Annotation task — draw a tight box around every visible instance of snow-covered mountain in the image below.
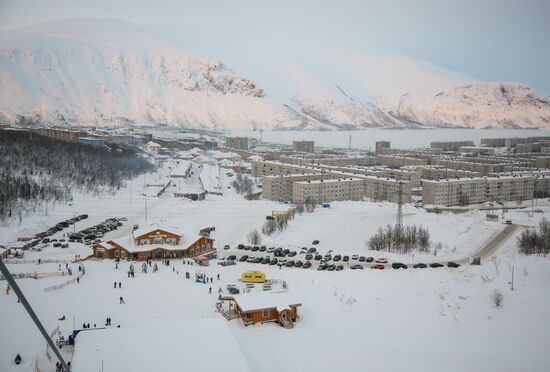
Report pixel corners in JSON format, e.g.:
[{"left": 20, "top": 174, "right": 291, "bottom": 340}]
[
  {"left": 377, "top": 83, "right": 550, "bottom": 129},
  {"left": 0, "top": 19, "right": 290, "bottom": 129},
  {"left": 0, "top": 18, "right": 549, "bottom": 130}
]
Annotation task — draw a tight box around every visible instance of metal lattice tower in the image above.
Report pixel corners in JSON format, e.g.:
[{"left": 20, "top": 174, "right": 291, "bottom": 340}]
[{"left": 395, "top": 180, "right": 403, "bottom": 231}]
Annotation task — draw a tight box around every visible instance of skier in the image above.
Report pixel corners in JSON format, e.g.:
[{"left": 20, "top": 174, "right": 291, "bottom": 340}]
[
  {"left": 14, "top": 354, "right": 21, "bottom": 365},
  {"left": 118, "top": 282, "right": 121, "bottom": 289},
  {"left": 209, "top": 287, "right": 212, "bottom": 294},
  {"left": 114, "top": 281, "right": 117, "bottom": 289},
  {"left": 119, "top": 296, "right": 125, "bottom": 304},
  {"left": 5, "top": 283, "right": 11, "bottom": 295},
  {"left": 217, "top": 274, "right": 220, "bottom": 280}
]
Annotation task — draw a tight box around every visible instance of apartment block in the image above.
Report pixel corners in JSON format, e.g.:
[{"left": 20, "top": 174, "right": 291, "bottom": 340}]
[
  {"left": 292, "top": 178, "right": 365, "bottom": 204},
  {"left": 377, "top": 155, "right": 429, "bottom": 168},
  {"left": 375, "top": 141, "right": 390, "bottom": 154},
  {"left": 225, "top": 137, "right": 249, "bottom": 151},
  {"left": 262, "top": 173, "right": 331, "bottom": 202},
  {"left": 363, "top": 177, "right": 412, "bottom": 203},
  {"left": 422, "top": 176, "right": 534, "bottom": 206},
  {"left": 292, "top": 140, "right": 315, "bottom": 153},
  {"left": 431, "top": 140, "right": 474, "bottom": 151}
]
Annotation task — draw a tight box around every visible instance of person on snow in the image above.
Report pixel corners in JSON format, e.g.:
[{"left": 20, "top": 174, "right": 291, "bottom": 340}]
[
  {"left": 14, "top": 354, "right": 21, "bottom": 365},
  {"left": 5, "top": 283, "right": 11, "bottom": 295},
  {"left": 118, "top": 282, "right": 121, "bottom": 289},
  {"left": 114, "top": 281, "right": 117, "bottom": 289},
  {"left": 209, "top": 287, "right": 212, "bottom": 294},
  {"left": 119, "top": 296, "right": 125, "bottom": 304},
  {"left": 58, "top": 315, "right": 65, "bottom": 321}
]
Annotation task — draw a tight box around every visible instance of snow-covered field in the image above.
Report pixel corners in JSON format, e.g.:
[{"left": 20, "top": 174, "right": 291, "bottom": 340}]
[{"left": 1, "top": 154, "right": 549, "bottom": 372}]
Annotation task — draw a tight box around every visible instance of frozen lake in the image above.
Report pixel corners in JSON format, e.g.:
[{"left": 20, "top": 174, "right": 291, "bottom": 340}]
[{"left": 230, "top": 128, "right": 550, "bottom": 150}]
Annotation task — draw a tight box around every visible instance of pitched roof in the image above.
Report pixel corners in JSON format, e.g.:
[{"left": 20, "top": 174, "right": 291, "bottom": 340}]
[{"left": 132, "top": 224, "right": 182, "bottom": 239}]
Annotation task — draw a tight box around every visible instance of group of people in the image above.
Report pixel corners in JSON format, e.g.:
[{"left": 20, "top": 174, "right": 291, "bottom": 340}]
[
  {"left": 113, "top": 281, "right": 122, "bottom": 289},
  {"left": 55, "top": 361, "right": 70, "bottom": 371}
]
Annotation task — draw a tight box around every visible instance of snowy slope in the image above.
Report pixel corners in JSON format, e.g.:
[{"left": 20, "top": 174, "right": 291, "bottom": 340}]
[
  {"left": 0, "top": 19, "right": 549, "bottom": 129},
  {"left": 0, "top": 19, "right": 290, "bottom": 129},
  {"left": 378, "top": 82, "right": 550, "bottom": 129}
]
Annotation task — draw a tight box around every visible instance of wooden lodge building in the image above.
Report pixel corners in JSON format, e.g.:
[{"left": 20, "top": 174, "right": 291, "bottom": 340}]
[
  {"left": 218, "top": 292, "right": 301, "bottom": 329},
  {"left": 91, "top": 224, "right": 215, "bottom": 261}
]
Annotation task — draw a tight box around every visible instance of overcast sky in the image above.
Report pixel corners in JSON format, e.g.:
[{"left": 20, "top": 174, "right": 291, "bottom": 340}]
[{"left": 1, "top": 0, "right": 549, "bottom": 95}]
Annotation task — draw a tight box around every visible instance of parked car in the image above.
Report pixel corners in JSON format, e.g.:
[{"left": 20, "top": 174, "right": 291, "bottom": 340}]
[
  {"left": 366, "top": 257, "right": 374, "bottom": 263},
  {"left": 283, "top": 249, "right": 291, "bottom": 255},
  {"left": 505, "top": 220, "right": 512, "bottom": 225},
  {"left": 261, "top": 257, "right": 271, "bottom": 264},
  {"left": 307, "top": 247, "right": 317, "bottom": 253},
  {"left": 228, "top": 287, "right": 240, "bottom": 295},
  {"left": 358, "top": 256, "right": 366, "bottom": 262},
  {"left": 251, "top": 246, "right": 260, "bottom": 252},
  {"left": 239, "top": 255, "right": 249, "bottom": 262},
  {"left": 305, "top": 254, "right": 313, "bottom": 260},
  {"left": 430, "top": 263, "right": 444, "bottom": 268},
  {"left": 392, "top": 262, "right": 408, "bottom": 269},
  {"left": 52, "top": 242, "right": 62, "bottom": 248},
  {"left": 447, "top": 262, "right": 461, "bottom": 268},
  {"left": 244, "top": 246, "right": 251, "bottom": 251},
  {"left": 350, "top": 264, "right": 363, "bottom": 270},
  {"left": 237, "top": 244, "right": 244, "bottom": 250},
  {"left": 375, "top": 258, "right": 388, "bottom": 263},
  {"left": 288, "top": 251, "right": 297, "bottom": 257},
  {"left": 312, "top": 240, "right": 319, "bottom": 245},
  {"left": 227, "top": 255, "right": 237, "bottom": 261},
  {"left": 335, "top": 265, "right": 344, "bottom": 271},
  {"left": 267, "top": 247, "right": 276, "bottom": 253},
  {"left": 285, "top": 261, "right": 295, "bottom": 267},
  {"left": 327, "top": 265, "right": 336, "bottom": 271},
  {"left": 303, "top": 261, "right": 312, "bottom": 269},
  {"left": 259, "top": 245, "right": 267, "bottom": 252},
  {"left": 352, "top": 254, "right": 359, "bottom": 260},
  {"left": 333, "top": 255, "right": 341, "bottom": 262},
  {"left": 342, "top": 255, "right": 349, "bottom": 262},
  {"left": 294, "top": 260, "right": 303, "bottom": 268},
  {"left": 223, "top": 245, "right": 230, "bottom": 250},
  {"left": 314, "top": 254, "right": 322, "bottom": 261},
  {"left": 371, "top": 264, "right": 385, "bottom": 270},
  {"left": 317, "top": 264, "right": 327, "bottom": 271},
  {"left": 413, "top": 263, "right": 427, "bottom": 269}
]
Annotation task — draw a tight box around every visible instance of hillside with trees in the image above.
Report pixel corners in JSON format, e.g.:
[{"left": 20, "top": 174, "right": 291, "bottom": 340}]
[{"left": 0, "top": 129, "right": 155, "bottom": 223}]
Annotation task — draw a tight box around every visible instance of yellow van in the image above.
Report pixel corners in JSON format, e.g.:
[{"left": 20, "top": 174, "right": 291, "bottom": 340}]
[{"left": 241, "top": 271, "right": 266, "bottom": 283}]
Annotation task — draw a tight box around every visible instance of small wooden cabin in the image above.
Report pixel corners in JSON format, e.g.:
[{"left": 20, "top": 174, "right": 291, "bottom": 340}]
[{"left": 219, "top": 292, "right": 301, "bottom": 329}]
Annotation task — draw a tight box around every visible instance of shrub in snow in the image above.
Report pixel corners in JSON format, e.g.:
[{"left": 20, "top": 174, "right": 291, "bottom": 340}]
[
  {"left": 492, "top": 290, "right": 504, "bottom": 308},
  {"left": 517, "top": 218, "right": 550, "bottom": 255}
]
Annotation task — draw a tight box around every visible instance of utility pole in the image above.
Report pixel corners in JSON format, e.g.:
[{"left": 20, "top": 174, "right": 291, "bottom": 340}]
[
  {"left": 511, "top": 265, "right": 515, "bottom": 291},
  {"left": 0, "top": 258, "right": 71, "bottom": 372},
  {"left": 395, "top": 180, "right": 403, "bottom": 231},
  {"left": 145, "top": 198, "right": 148, "bottom": 222}
]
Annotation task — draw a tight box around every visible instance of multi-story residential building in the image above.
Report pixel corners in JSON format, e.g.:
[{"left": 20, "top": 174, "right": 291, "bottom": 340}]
[
  {"left": 377, "top": 155, "right": 429, "bottom": 168},
  {"left": 363, "top": 177, "right": 412, "bottom": 203},
  {"left": 37, "top": 127, "right": 88, "bottom": 142},
  {"left": 431, "top": 140, "right": 474, "bottom": 151},
  {"left": 422, "top": 176, "right": 534, "bottom": 206},
  {"left": 262, "top": 173, "right": 331, "bottom": 202},
  {"left": 375, "top": 141, "right": 390, "bottom": 154},
  {"left": 225, "top": 137, "right": 249, "bottom": 151},
  {"left": 292, "top": 178, "right": 365, "bottom": 204},
  {"left": 292, "top": 140, "right": 315, "bottom": 153}
]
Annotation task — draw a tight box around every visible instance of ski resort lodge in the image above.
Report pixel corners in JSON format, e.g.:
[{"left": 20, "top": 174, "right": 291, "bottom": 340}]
[{"left": 91, "top": 224, "right": 215, "bottom": 260}]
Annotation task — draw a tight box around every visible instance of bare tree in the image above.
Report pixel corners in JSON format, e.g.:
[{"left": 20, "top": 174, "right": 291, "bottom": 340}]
[{"left": 247, "top": 229, "right": 262, "bottom": 245}]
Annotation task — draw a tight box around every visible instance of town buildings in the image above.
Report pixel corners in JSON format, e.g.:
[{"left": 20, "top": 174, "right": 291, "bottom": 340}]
[
  {"left": 226, "top": 136, "right": 249, "bottom": 151},
  {"left": 292, "top": 140, "right": 315, "bottom": 153}
]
